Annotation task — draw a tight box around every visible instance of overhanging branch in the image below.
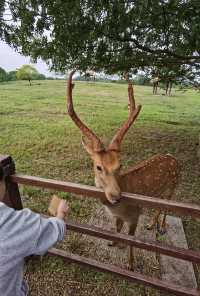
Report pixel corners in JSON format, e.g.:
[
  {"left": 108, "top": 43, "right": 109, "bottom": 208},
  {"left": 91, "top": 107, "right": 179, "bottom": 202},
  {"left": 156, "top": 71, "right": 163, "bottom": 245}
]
[{"left": 110, "top": 35, "right": 200, "bottom": 62}]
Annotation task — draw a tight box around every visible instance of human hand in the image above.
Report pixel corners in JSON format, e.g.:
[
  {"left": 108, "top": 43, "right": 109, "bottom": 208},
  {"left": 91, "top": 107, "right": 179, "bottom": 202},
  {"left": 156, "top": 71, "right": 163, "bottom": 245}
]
[{"left": 56, "top": 200, "right": 69, "bottom": 220}]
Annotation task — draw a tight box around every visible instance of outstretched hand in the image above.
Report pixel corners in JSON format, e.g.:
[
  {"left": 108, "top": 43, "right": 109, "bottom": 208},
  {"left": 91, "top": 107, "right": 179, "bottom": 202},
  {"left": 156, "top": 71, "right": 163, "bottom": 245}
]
[{"left": 56, "top": 200, "right": 69, "bottom": 220}]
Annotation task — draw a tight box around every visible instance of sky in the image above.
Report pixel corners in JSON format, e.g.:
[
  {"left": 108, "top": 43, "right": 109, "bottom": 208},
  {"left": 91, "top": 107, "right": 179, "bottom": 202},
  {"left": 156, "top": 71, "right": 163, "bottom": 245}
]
[
  {"left": 0, "top": 40, "right": 53, "bottom": 76},
  {"left": 0, "top": 40, "right": 119, "bottom": 80}
]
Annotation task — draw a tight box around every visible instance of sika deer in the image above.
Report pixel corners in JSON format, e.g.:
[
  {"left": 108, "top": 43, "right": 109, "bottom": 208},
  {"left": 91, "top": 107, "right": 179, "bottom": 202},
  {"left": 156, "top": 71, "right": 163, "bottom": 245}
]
[{"left": 66, "top": 71, "right": 179, "bottom": 269}]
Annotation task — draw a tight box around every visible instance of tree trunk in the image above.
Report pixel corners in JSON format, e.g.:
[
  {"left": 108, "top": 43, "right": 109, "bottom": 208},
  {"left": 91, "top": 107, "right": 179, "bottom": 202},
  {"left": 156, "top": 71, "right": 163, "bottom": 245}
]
[
  {"left": 169, "top": 81, "right": 172, "bottom": 96},
  {"left": 165, "top": 81, "right": 169, "bottom": 96}
]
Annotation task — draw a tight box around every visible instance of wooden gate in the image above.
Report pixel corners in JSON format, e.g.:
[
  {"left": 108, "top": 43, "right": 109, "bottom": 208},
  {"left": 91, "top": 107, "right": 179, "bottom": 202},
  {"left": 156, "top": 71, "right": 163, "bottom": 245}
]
[{"left": 1, "top": 154, "right": 200, "bottom": 296}]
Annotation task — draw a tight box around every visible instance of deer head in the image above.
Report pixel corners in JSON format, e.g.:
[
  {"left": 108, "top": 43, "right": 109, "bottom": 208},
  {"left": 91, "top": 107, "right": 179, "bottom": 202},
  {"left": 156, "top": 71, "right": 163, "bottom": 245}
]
[{"left": 67, "top": 71, "right": 142, "bottom": 205}]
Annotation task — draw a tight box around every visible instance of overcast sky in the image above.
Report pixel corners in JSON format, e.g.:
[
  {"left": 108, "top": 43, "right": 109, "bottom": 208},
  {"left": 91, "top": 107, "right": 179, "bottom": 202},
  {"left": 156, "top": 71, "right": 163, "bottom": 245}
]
[{"left": 0, "top": 40, "right": 52, "bottom": 76}]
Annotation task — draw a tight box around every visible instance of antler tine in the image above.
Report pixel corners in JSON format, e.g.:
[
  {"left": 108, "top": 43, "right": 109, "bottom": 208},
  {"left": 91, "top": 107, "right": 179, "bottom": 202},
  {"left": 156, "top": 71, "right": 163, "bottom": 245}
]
[
  {"left": 67, "top": 71, "right": 103, "bottom": 151},
  {"left": 108, "top": 78, "right": 142, "bottom": 151}
]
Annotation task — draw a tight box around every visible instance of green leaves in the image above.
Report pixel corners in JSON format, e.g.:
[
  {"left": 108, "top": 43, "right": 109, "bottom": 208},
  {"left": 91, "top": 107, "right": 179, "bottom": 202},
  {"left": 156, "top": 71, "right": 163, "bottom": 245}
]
[
  {"left": 1, "top": 1, "right": 200, "bottom": 73},
  {"left": 0, "top": 67, "right": 7, "bottom": 82},
  {"left": 16, "top": 65, "right": 39, "bottom": 85}
]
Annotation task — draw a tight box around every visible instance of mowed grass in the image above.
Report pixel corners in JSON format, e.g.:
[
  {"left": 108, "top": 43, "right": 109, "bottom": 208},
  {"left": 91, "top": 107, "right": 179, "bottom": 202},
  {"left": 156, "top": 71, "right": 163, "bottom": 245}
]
[{"left": 0, "top": 80, "right": 200, "bottom": 295}]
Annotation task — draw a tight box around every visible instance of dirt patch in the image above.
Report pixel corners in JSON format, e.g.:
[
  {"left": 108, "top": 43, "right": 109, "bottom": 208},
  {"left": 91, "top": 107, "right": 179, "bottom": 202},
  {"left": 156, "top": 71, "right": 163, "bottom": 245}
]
[{"left": 79, "top": 207, "right": 160, "bottom": 295}]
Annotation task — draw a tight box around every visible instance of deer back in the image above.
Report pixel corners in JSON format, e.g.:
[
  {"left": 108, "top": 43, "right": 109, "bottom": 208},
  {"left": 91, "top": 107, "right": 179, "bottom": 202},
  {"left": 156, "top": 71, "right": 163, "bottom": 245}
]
[{"left": 119, "top": 154, "right": 179, "bottom": 197}]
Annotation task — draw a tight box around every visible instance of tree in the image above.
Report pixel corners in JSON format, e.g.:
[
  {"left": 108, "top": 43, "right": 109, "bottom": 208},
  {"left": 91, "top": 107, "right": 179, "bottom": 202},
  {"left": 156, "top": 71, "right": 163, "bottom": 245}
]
[
  {"left": 0, "top": 1, "right": 200, "bottom": 74},
  {"left": 16, "top": 65, "right": 39, "bottom": 85},
  {"left": 148, "top": 64, "right": 200, "bottom": 95},
  {"left": 134, "top": 74, "right": 150, "bottom": 86},
  {"left": 7, "top": 70, "right": 17, "bottom": 81},
  {"left": 0, "top": 67, "right": 7, "bottom": 82},
  {"left": 0, "top": 1, "right": 6, "bottom": 39}
]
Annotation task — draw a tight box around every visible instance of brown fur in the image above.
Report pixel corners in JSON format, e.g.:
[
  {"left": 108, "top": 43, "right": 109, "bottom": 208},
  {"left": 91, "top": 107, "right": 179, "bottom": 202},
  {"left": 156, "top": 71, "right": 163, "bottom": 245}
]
[
  {"left": 90, "top": 151, "right": 179, "bottom": 269},
  {"left": 91, "top": 151, "right": 178, "bottom": 228},
  {"left": 66, "top": 72, "right": 179, "bottom": 269}
]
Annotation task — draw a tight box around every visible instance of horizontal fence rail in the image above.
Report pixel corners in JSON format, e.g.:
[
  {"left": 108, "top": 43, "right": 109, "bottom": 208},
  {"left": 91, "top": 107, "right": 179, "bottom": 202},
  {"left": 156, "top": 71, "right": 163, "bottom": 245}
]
[
  {"left": 11, "top": 174, "right": 200, "bottom": 218},
  {"left": 41, "top": 215, "right": 200, "bottom": 264},
  {"left": 65, "top": 220, "right": 200, "bottom": 264},
  {"left": 48, "top": 248, "right": 199, "bottom": 296},
  {"left": 0, "top": 152, "right": 198, "bottom": 296}
]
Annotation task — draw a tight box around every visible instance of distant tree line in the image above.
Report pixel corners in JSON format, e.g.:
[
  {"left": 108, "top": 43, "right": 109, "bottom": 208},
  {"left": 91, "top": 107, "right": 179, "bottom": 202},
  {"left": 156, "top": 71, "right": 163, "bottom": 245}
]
[
  {"left": 16, "top": 65, "right": 46, "bottom": 85},
  {"left": 0, "top": 67, "right": 17, "bottom": 82},
  {"left": 74, "top": 70, "right": 199, "bottom": 94},
  {"left": 0, "top": 65, "right": 55, "bottom": 84}
]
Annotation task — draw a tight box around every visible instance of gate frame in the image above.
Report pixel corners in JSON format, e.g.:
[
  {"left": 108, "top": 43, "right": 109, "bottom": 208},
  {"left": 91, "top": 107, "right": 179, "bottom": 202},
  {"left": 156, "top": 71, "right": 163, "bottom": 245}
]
[{"left": 1, "top": 154, "right": 200, "bottom": 296}]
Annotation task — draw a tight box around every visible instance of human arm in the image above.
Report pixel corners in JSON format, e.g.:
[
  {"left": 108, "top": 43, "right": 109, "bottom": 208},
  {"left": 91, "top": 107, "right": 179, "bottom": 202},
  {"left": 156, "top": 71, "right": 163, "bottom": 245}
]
[
  {"left": 0, "top": 200, "right": 69, "bottom": 258},
  {"left": 33, "top": 199, "right": 69, "bottom": 255}
]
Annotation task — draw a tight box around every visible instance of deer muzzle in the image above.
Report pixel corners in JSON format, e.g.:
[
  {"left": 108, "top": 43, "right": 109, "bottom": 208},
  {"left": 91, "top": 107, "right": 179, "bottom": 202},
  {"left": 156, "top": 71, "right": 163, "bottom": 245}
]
[
  {"left": 105, "top": 189, "right": 122, "bottom": 205},
  {"left": 111, "top": 195, "right": 122, "bottom": 205}
]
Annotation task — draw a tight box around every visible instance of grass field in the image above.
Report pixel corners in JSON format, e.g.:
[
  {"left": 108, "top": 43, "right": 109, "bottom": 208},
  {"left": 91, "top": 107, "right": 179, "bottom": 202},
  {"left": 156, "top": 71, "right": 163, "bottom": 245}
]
[{"left": 0, "top": 80, "right": 200, "bottom": 295}]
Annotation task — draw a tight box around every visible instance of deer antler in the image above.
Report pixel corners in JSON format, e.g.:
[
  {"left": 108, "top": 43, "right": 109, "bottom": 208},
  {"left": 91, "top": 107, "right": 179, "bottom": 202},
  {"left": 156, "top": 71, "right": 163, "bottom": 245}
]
[
  {"left": 108, "top": 77, "right": 142, "bottom": 151},
  {"left": 67, "top": 71, "right": 103, "bottom": 151}
]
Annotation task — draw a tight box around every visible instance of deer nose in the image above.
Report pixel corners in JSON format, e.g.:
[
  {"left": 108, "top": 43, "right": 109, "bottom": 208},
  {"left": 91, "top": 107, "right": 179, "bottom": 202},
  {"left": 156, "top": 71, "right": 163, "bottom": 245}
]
[{"left": 110, "top": 195, "right": 122, "bottom": 205}]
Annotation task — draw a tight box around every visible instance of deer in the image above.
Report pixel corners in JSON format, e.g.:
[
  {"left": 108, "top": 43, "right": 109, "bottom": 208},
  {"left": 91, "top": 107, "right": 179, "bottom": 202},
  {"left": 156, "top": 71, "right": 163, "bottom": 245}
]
[
  {"left": 151, "top": 76, "right": 160, "bottom": 95},
  {"left": 66, "top": 71, "right": 179, "bottom": 270}
]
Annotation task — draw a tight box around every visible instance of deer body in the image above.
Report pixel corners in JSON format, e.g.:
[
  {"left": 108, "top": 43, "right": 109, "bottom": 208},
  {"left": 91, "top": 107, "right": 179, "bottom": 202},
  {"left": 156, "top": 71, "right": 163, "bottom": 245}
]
[
  {"left": 98, "top": 153, "right": 178, "bottom": 235},
  {"left": 151, "top": 77, "right": 160, "bottom": 95},
  {"left": 66, "top": 71, "right": 179, "bottom": 269},
  {"left": 120, "top": 154, "right": 178, "bottom": 199}
]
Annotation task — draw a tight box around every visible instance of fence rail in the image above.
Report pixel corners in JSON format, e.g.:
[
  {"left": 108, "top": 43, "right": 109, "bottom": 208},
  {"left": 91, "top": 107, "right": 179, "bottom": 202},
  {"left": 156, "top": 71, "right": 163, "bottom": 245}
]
[
  {"left": 11, "top": 174, "right": 200, "bottom": 218},
  {"left": 63, "top": 220, "right": 200, "bottom": 264},
  {"left": 49, "top": 248, "right": 199, "bottom": 296},
  {"left": 1, "top": 154, "right": 200, "bottom": 296}
]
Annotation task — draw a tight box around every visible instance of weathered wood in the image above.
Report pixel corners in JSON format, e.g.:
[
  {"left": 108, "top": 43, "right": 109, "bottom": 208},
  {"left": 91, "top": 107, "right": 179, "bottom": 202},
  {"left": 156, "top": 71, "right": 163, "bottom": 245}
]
[
  {"left": 71, "top": 209, "right": 199, "bottom": 295},
  {"left": 0, "top": 154, "right": 12, "bottom": 165},
  {"left": 0, "top": 155, "right": 15, "bottom": 177},
  {"left": 48, "top": 248, "right": 200, "bottom": 296},
  {"left": 11, "top": 174, "right": 200, "bottom": 218},
  {"left": 160, "top": 216, "right": 197, "bottom": 290},
  {"left": 5, "top": 180, "right": 23, "bottom": 210},
  {"left": 0, "top": 155, "right": 23, "bottom": 210},
  {"left": 134, "top": 214, "right": 160, "bottom": 296},
  {"left": 1, "top": 154, "right": 199, "bottom": 295},
  {"left": 81, "top": 209, "right": 160, "bottom": 295},
  {"left": 0, "top": 172, "right": 5, "bottom": 199},
  {"left": 59, "top": 219, "right": 200, "bottom": 264},
  {"left": 80, "top": 206, "right": 129, "bottom": 268}
]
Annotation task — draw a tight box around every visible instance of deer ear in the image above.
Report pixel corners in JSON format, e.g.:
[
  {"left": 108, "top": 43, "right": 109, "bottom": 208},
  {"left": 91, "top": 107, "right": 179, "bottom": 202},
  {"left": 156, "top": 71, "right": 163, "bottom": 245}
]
[{"left": 81, "top": 136, "right": 95, "bottom": 156}]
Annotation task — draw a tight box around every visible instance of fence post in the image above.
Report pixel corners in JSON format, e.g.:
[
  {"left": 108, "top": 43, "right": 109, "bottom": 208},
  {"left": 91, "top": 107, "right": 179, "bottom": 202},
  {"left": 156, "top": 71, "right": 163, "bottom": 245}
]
[
  {"left": 0, "top": 155, "right": 41, "bottom": 263},
  {"left": 0, "top": 154, "right": 23, "bottom": 210}
]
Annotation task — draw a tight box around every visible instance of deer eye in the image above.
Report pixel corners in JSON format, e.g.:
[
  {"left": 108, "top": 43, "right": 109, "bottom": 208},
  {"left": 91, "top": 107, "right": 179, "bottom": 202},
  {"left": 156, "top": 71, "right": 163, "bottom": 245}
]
[{"left": 96, "top": 165, "right": 102, "bottom": 171}]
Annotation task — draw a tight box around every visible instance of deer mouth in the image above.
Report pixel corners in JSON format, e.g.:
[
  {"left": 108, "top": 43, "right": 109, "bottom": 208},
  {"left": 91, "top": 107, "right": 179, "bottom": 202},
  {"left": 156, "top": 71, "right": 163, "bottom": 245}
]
[{"left": 109, "top": 196, "right": 122, "bottom": 205}]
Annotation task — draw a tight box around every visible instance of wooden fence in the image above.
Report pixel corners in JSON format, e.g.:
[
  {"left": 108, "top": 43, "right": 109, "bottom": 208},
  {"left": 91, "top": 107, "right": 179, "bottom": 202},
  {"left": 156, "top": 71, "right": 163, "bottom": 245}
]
[{"left": 1, "top": 154, "right": 200, "bottom": 296}]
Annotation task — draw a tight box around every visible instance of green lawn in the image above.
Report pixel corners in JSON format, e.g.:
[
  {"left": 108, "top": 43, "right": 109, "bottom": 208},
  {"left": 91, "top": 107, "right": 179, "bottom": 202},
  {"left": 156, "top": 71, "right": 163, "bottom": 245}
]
[{"left": 0, "top": 80, "right": 199, "bottom": 295}]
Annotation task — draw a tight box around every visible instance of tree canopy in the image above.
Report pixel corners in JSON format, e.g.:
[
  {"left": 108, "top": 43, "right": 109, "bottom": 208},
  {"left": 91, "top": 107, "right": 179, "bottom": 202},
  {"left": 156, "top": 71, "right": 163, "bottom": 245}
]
[
  {"left": 0, "top": 67, "right": 7, "bottom": 82},
  {"left": 0, "top": 67, "right": 17, "bottom": 82},
  {"left": 149, "top": 63, "right": 199, "bottom": 84},
  {"left": 6, "top": 70, "right": 17, "bottom": 81},
  {"left": 16, "top": 65, "right": 39, "bottom": 84},
  {"left": 1, "top": 1, "right": 200, "bottom": 74},
  {"left": 0, "top": 65, "right": 47, "bottom": 83}
]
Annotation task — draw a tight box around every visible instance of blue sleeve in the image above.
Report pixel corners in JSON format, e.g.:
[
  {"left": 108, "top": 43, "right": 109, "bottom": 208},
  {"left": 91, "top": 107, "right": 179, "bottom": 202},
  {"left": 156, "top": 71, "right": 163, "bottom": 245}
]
[
  {"left": 0, "top": 204, "right": 66, "bottom": 258},
  {"left": 33, "top": 217, "right": 66, "bottom": 255}
]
